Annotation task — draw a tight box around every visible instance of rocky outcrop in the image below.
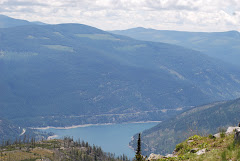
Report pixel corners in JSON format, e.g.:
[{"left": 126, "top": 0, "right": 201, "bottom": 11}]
[
  {"left": 147, "top": 152, "right": 178, "bottom": 160},
  {"left": 165, "top": 154, "right": 175, "bottom": 158},
  {"left": 196, "top": 149, "right": 206, "bottom": 155},
  {"left": 214, "top": 126, "right": 240, "bottom": 138},
  {"left": 226, "top": 127, "right": 240, "bottom": 135},
  {"left": 148, "top": 126, "right": 240, "bottom": 160},
  {"left": 148, "top": 153, "right": 164, "bottom": 160},
  {"left": 234, "top": 128, "right": 240, "bottom": 142},
  {"left": 36, "top": 159, "right": 51, "bottom": 161},
  {"left": 213, "top": 133, "right": 220, "bottom": 138}
]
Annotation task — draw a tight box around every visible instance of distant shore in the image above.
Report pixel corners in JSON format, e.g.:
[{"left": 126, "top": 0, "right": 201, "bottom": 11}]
[
  {"left": 33, "top": 123, "right": 114, "bottom": 130},
  {"left": 47, "top": 135, "right": 58, "bottom": 140},
  {"left": 32, "top": 121, "right": 161, "bottom": 130},
  {"left": 20, "top": 128, "right": 26, "bottom": 136}
]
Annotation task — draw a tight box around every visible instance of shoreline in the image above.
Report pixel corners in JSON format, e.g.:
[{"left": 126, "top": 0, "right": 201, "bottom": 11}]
[
  {"left": 31, "top": 121, "right": 161, "bottom": 130},
  {"left": 47, "top": 135, "right": 58, "bottom": 140},
  {"left": 20, "top": 128, "right": 26, "bottom": 136}
]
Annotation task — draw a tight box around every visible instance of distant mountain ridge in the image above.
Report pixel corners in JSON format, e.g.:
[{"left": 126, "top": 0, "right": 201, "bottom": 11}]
[
  {"left": 0, "top": 14, "right": 45, "bottom": 28},
  {"left": 111, "top": 27, "right": 240, "bottom": 66}
]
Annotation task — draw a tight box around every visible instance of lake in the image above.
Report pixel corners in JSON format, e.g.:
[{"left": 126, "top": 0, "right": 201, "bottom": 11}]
[{"left": 41, "top": 122, "right": 159, "bottom": 158}]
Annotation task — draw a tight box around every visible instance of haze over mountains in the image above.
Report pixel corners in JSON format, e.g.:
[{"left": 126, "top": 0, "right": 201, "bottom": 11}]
[
  {"left": 111, "top": 27, "right": 240, "bottom": 67},
  {"left": 1, "top": 22, "right": 240, "bottom": 127},
  {"left": 0, "top": 15, "right": 240, "bottom": 122},
  {"left": 0, "top": 14, "right": 45, "bottom": 28},
  {"left": 0, "top": 15, "right": 240, "bottom": 154}
]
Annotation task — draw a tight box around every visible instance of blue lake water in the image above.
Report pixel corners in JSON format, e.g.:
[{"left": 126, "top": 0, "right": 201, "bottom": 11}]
[{"left": 42, "top": 122, "right": 159, "bottom": 158}]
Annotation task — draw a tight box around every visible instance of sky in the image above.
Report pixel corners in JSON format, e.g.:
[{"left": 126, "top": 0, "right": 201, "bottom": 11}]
[{"left": 0, "top": 0, "right": 240, "bottom": 32}]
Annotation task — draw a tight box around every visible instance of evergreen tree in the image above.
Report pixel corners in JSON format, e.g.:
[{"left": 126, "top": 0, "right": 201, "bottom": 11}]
[
  {"left": 137, "top": 133, "right": 141, "bottom": 156},
  {"left": 134, "top": 133, "right": 145, "bottom": 161}
]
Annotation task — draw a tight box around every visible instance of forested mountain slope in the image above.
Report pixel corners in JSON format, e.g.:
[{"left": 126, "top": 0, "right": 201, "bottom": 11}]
[
  {"left": 0, "top": 117, "right": 49, "bottom": 142},
  {"left": 0, "top": 23, "right": 240, "bottom": 127},
  {"left": 0, "top": 118, "right": 22, "bottom": 140},
  {"left": 132, "top": 98, "right": 240, "bottom": 156}
]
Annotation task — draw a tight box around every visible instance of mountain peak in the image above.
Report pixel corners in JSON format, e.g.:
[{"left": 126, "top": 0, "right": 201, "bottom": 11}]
[{"left": 0, "top": 14, "right": 44, "bottom": 28}]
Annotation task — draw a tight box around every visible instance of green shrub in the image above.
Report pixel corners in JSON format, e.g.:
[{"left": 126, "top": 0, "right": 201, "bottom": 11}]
[
  {"left": 184, "top": 146, "right": 191, "bottom": 153},
  {"left": 220, "top": 133, "right": 225, "bottom": 138},
  {"left": 188, "top": 135, "right": 202, "bottom": 140},
  {"left": 221, "top": 151, "right": 227, "bottom": 161},
  {"left": 208, "top": 134, "right": 215, "bottom": 139},
  {"left": 219, "top": 128, "right": 226, "bottom": 138},
  {"left": 190, "top": 141, "right": 197, "bottom": 146},
  {"left": 175, "top": 143, "right": 184, "bottom": 152},
  {"left": 227, "top": 141, "right": 236, "bottom": 151},
  {"left": 237, "top": 149, "right": 240, "bottom": 159},
  {"left": 198, "top": 142, "right": 209, "bottom": 149}
]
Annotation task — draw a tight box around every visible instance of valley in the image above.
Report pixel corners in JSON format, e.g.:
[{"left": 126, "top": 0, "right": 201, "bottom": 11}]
[
  {"left": 1, "top": 23, "right": 240, "bottom": 128},
  {"left": 0, "top": 15, "right": 240, "bottom": 160},
  {"left": 20, "top": 107, "right": 189, "bottom": 128}
]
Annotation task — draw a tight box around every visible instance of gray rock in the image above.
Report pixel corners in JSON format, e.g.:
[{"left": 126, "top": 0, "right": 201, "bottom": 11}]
[
  {"left": 36, "top": 159, "right": 51, "bottom": 161},
  {"left": 166, "top": 154, "right": 177, "bottom": 158},
  {"left": 187, "top": 140, "right": 194, "bottom": 143},
  {"left": 214, "top": 133, "right": 220, "bottom": 138},
  {"left": 196, "top": 148, "right": 206, "bottom": 155},
  {"left": 172, "top": 149, "right": 177, "bottom": 155},
  {"left": 148, "top": 153, "right": 164, "bottom": 160},
  {"left": 234, "top": 128, "right": 240, "bottom": 142},
  {"left": 226, "top": 127, "right": 240, "bottom": 135}
]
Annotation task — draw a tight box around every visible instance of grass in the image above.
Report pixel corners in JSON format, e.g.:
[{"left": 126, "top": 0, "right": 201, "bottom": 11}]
[
  {"left": 0, "top": 151, "right": 41, "bottom": 161},
  {"left": 154, "top": 132, "right": 240, "bottom": 161},
  {"left": 0, "top": 140, "right": 57, "bottom": 161}
]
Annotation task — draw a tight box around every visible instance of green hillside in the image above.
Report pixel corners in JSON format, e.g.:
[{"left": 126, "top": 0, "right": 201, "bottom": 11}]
[
  {"left": 132, "top": 98, "right": 240, "bottom": 156},
  {"left": 0, "top": 24, "right": 240, "bottom": 127},
  {"left": 148, "top": 132, "right": 240, "bottom": 161}
]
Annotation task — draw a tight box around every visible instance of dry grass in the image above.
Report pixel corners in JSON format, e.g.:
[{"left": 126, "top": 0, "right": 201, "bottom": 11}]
[
  {"left": 0, "top": 143, "right": 55, "bottom": 161},
  {"left": 156, "top": 133, "right": 240, "bottom": 161}
]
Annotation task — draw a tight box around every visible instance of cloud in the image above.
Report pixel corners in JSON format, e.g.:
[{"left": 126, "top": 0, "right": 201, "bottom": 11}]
[{"left": 0, "top": 0, "right": 239, "bottom": 32}]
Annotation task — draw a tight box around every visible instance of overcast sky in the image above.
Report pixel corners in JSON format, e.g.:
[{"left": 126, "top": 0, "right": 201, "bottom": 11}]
[{"left": 0, "top": 0, "right": 240, "bottom": 32}]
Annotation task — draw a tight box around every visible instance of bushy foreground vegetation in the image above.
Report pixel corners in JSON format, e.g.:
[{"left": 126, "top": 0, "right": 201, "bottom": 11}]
[
  {"left": 150, "top": 132, "right": 240, "bottom": 161},
  {"left": 0, "top": 137, "right": 130, "bottom": 161}
]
